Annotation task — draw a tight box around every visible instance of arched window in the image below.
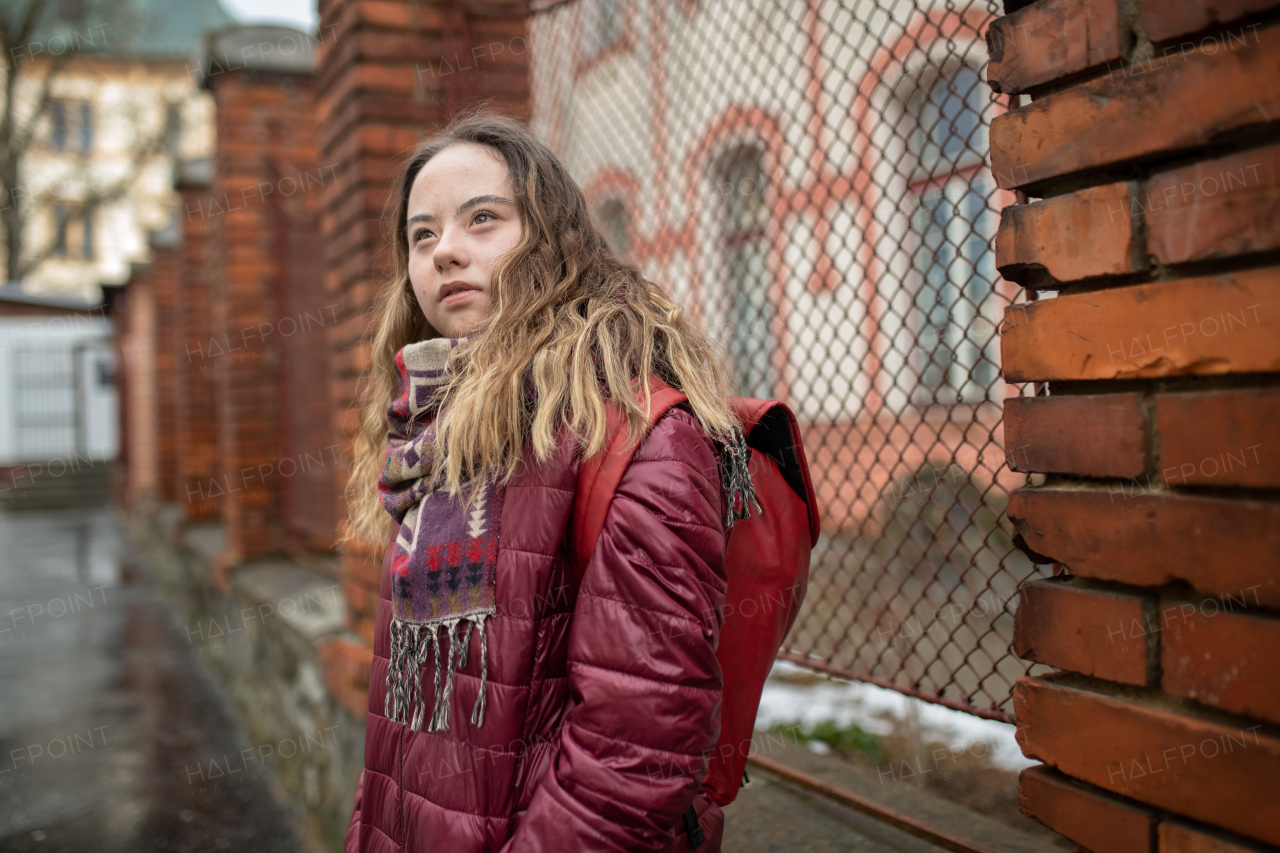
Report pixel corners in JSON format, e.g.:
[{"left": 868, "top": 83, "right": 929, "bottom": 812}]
[
  {"left": 905, "top": 63, "right": 998, "bottom": 406},
  {"left": 712, "top": 145, "right": 778, "bottom": 399}
]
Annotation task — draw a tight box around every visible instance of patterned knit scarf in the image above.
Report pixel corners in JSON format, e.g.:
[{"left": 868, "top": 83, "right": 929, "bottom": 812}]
[
  {"left": 378, "top": 336, "right": 504, "bottom": 733},
  {"left": 378, "top": 336, "right": 762, "bottom": 734}
]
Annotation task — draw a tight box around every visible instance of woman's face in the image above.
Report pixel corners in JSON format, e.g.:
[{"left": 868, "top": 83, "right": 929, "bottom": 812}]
[{"left": 406, "top": 143, "right": 524, "bottom": 339}]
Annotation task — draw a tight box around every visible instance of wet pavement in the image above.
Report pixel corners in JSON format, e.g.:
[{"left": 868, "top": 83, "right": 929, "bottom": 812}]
[
  {"left": 0, "top": 506, "right": 314, "bottom": 853},
  {"left": 0, "top": 504, "right": 1045, "bottom": 853}
]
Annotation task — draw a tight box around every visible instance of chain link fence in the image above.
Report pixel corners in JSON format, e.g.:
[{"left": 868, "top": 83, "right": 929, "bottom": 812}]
[{"left": 523, "top": 0, "right": 1052, "bottom": 721}]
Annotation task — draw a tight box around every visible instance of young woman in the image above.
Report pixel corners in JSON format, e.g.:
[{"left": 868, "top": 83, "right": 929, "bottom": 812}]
[{"left": 343, "top": 111, "right": 755, "bottom": 853}]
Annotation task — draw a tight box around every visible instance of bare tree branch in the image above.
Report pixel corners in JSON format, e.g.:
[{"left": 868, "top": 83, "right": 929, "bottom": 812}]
[
  {"left": 0, "top": 0, "right": 51, "bottom": 179},
  {"left": 1, "top": 0, "right": 161, "bottom": 282},
  {"left": 5, "top": 0, "right": 50, "bottom": 58},
  {"left": 15, "top": 98, "right": 177, "bottom": 280},
  {"left": 12, "top": 54, "right": 71, "bottom": 155}
]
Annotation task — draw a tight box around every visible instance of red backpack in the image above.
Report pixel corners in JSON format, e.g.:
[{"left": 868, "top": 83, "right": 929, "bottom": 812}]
[{"left": 568, "top": 374, "right": 820, "bottom": 810}]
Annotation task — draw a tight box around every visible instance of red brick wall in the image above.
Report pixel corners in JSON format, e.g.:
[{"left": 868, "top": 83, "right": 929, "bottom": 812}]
[
  {"left": 175, "top": 180, "right": 220, "bottom": 522},
  {"left": 150, "top": 238, "right": 180, "bottom": 505},
  {"left": 314, "top": 0, "right": 530, "bottom": 704},
  {"left": 989, "top": 0, "right": 1280, "bottom": 849},
  {"left": 120, "top": 263, "right": 157, "bottom": 512},
  {"left": 206, "top": 70, "right": 322, "bottom": 561},
  {"left": 267, "top": 106, "right": 339, "bottom": 554}
]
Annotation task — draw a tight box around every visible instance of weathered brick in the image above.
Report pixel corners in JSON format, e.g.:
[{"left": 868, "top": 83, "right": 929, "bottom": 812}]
[
  {"left": 1147, "top": 142, "right": 1280, "bottom": 266},
  {"left": 348, "top": 30, "right": 444, "bottom": 63},
  {"left": 1014, "top": 577, "right": 1150, "bottom": 684},
  {"left": 123, "top": 271, "right": 159, "bottom": 508},
  {"left": 1142, "top": 0, "right": 1277, "bottom": 45},
  {"left": 1162, "top": 601, "right": 1280, "bottom": 725},
  {"left": 996, "top": 182, "right": 1136, "bottom": 286},
  {"left": 1000, "top": 268, "right": 1279, "bottom": 382},
  {"left": 1006, "top": 489, "right": 1280, "bottom": 606},
  {"left": 318, "top": 636, "right": 372, "bottom": 719},
  {"left": 987, "top": 0, "right": 1124, "bottom": 95},
  {"left": 1019, "top": 764, "right": 1155, "bottom": 853},
  {"left": 1156, "top": 389, "right": 1280, "bottom": 488},
  {"left": 1004, "top": 393, "right": 1146, "bottom": 478},
  {"left": 350, "top": 62, "right": 425, "bottom": 97},
  {"left": 990, "top": 22, "right": 1280, "bottom": 190},
  {"left": 340, "top": 563, "right": 380, "bottom": 621},
  {"left": 1159, "top": 817, "right": 1273, "bottom": 853},
  {"left": 208, "top": 58, "right": 323, "bottom": 559},
  {"left": 151, "top": 243, "right": 181, "bottom": 506},
  {"left": 351, "top": 609, "right": 377, "bottom": 647},
  {"left": 1014, "top": 676, "right": 1280, "bottom": 846},
  {"left": 351, "top": 0, "right": 446, "bottom": 33}
]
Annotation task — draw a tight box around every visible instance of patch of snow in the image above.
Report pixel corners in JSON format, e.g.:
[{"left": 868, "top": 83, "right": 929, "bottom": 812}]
[{"left": 755, "top": 660, "right": 1037, "bottom": 772}]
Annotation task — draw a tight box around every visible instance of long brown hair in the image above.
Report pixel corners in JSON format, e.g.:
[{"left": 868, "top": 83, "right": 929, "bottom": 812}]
[{"left": 345, "top": 109, "right": 742, "bottom": 547}]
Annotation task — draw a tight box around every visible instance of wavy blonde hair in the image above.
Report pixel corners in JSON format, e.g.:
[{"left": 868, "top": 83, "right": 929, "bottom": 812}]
[{"left": 345, "top": 110, "right": 743, "bottom": 548}]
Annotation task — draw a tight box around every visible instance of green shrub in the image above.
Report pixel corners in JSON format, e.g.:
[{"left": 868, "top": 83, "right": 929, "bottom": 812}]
[{"left": 767, "top": 719, "right": 887, "bottom": 764}]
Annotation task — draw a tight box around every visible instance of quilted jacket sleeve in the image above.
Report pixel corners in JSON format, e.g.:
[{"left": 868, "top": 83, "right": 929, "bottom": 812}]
[{"left": 502, "top": 407, "right": 729, "bottom": 852}]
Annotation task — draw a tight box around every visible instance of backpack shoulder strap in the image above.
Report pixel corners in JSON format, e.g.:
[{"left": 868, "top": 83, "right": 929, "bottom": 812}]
[{"left": 568, "top": 375, "right": 688, "bottom": 582}]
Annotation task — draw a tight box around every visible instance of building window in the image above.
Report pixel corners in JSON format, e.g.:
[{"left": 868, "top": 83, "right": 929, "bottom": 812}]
[
  {"left": 49, "top": 100, "right": 93, "bottom": 152},
  {"left": 83, "top": 204, "right": 94, "bottom": 258},
  {"left": 51, "top": 204, "right": 95, "bottom": 259},
  {"left": 713, "top": 145, "right": 778, "bottom": 399},
  {"left": 582, "top": 0, "right": 624, "bottom": 61},
  {"left": 50, "top": 101, "right": 66, "bottom": 149},
  {"left": 905, "top": 65, "right": 998, "bottom": 406},
  {"left": 595, "top": 198, "right": 631, "bottom": 260},
  {"left": 79, "top": 102, "right": 92, "bottom": 150},
  {"left": 52, "top": 204, "right": 71, "bottom": 256},
  {"left": 165, "top": 103, "right": 182, "bottom": 155}
]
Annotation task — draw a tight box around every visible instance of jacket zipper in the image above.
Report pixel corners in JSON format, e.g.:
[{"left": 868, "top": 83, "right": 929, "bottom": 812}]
[{"left": 398, "top": 724, "right": 407, "bottom": 852}]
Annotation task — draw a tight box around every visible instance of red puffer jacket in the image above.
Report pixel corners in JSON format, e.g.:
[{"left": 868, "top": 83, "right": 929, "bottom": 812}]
[{"left": 346, "top": 405, "right": 729, "bottom": 852}]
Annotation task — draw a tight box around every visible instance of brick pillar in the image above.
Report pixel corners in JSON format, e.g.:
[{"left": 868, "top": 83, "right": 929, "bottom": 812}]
[
  {"left": 149, "top": 228, "right": 180, "bottom": 505},
  {"left": 119, "top": 261, "right": 157, "bottom": 514},
  {"left": 201, "top": 27, "right": 320, "bottom": 564},
  {"left": 104, "top": 284, "right": 129, "bottom": 508},
  {"left": 266, "top": 98, "right": 336, "bottom": 555},
  {"left": 174, "top": 162, "right": 219, "bottom": 521},
  {"left": 988, "top": 1, "right": 1280, "bottom": 850},
  {"left": 315, "top": 0, "right": 530, "bottom": 650}
]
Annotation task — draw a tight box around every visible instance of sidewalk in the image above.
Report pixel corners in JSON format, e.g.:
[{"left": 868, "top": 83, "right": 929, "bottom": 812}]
[
  {"left": 729, "top": 735, "right": 1070, "bottom": 853},
  {"left": 729, "top": 765, "right": 946, "bottom": 852},
  {"left": 0, "top": 503, "right": 1067, "bottom": 852},
  {"left": 0, "top": 506, "right": 314, "bottom": 852}
]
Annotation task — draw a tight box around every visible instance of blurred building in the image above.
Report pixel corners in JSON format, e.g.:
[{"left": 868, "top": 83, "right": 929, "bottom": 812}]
[
  {"left": 527, "top": 1, "right": 1024, "bottom": 538},
  {"left": 0, "top": 284, "right": 114, "bottom": 474},
  {"left": 0, "top": 0, "right": 232, "bottom": 468},
  {"left": 4, "top": 0, "right": 232, "bottom": 301},
  {"left": 525, "top": 0, "right": 1036, "bottom": 714}
]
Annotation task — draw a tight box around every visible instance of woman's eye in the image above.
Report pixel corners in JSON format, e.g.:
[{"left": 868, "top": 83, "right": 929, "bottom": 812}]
[
  {"left": 473, "top": 211, "right": 495, "bottom": 225},
  {"left": 412, "top": 228, "right": 434, "bottom": 243}
]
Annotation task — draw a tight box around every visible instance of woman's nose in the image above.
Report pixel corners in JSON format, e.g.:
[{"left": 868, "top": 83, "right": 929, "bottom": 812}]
[{"left": 434, "top": 225, "right": 467, "bottom": 270}]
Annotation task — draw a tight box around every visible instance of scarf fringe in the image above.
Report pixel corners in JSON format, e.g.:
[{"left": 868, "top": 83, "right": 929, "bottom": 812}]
[
  {"left": 717, "top": 425, "right": 761, "bottom": 532},
  {"left": 386, "top": 613, "right": 492, "bottom": 733},
  {"left": 457, "top": 620, "right": 473, "bottom": 669},
  {"left": 470, "top": 613, "right": 489, "bottom": 728}
]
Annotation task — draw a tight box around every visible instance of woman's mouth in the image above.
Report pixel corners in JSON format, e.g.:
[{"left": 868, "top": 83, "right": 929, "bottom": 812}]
[{"left": 441, "top": 287, "right": 480, "bottom": 306}]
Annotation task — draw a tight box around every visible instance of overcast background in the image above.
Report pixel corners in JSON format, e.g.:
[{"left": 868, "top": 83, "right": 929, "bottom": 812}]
[{"left": 220, "top": 0, "right": 318, "bottom": 31}]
